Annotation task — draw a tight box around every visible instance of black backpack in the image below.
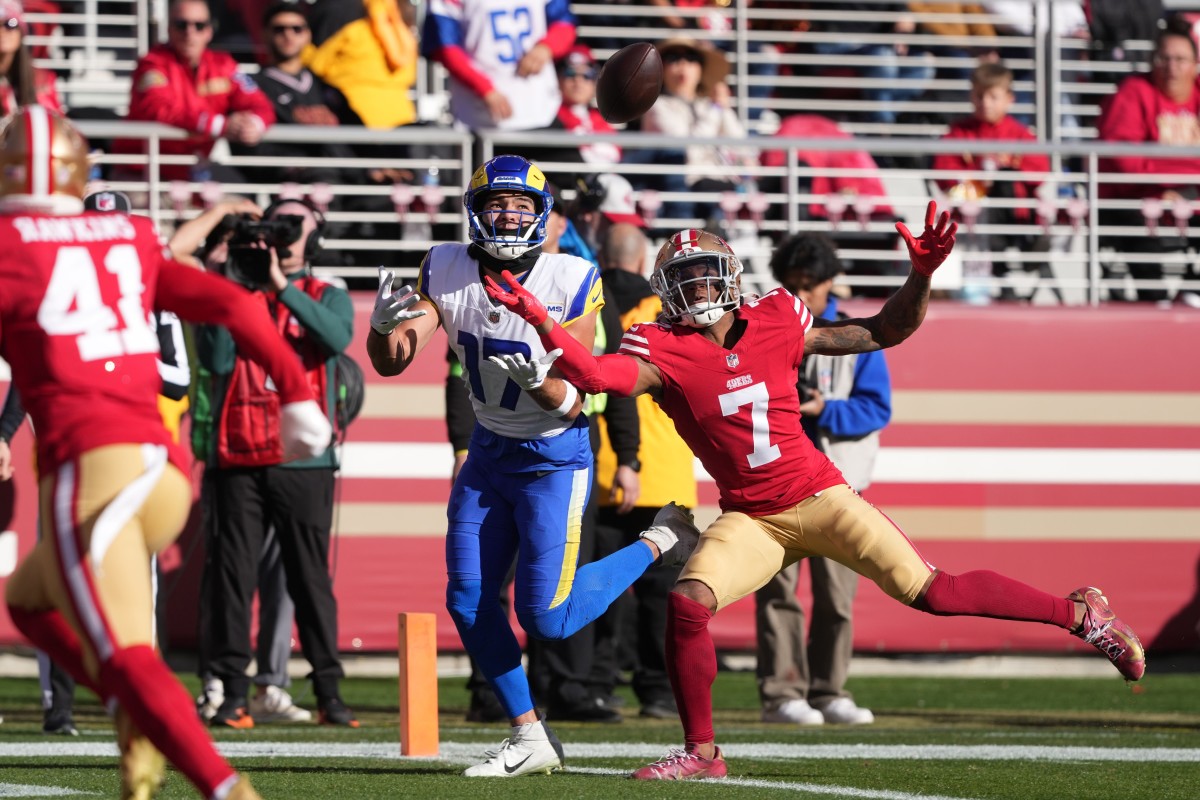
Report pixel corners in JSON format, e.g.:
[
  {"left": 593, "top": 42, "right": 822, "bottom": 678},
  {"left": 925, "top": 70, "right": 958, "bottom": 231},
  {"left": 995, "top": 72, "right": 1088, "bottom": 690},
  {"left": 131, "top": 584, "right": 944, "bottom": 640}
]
[{"left": 334, "top": 353, "right": 365, "bottom": 434}]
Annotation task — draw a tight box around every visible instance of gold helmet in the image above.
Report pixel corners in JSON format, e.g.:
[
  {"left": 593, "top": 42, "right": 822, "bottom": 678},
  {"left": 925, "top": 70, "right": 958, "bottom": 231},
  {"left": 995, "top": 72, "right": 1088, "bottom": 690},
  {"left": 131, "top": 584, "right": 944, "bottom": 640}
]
[
  {"left": 649, "top": 229, "right": 744, "bottom": 328},
  {"left": 0, "top": 105, "right": 89, "bottom": 215}
]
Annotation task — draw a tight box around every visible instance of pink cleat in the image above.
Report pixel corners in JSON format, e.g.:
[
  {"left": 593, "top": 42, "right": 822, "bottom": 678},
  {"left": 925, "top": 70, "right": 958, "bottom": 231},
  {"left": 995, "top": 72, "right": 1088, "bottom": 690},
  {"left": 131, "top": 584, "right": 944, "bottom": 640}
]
[
  {"left": 632, "top": 745, "right": 728, "bottom": 781},
  {"left": 1068, "top": 587, "right": 1146, "bottom": 682}
]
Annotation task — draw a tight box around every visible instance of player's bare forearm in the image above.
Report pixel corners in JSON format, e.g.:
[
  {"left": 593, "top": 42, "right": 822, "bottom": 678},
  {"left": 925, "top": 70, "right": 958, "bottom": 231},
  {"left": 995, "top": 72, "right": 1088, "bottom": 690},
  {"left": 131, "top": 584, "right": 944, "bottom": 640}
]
[
  {"left": 367, "top": 319, "right": 427, "bottom": 376},
  {"left": 528, "top": 375, "right": 584, "bottom": 421},
  {"left": 808, "top": 271, "right": 931, "bottom": 355},
  {"left": 875, "top": 269, "right": 932, "bottom": 347}
]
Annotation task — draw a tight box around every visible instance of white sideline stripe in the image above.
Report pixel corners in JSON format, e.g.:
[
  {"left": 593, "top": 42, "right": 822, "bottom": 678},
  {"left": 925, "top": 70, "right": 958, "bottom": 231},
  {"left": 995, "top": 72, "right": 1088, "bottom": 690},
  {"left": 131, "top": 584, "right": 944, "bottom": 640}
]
[
  {"left": 3, "top": 741, "right": 1199, "bottom": 763},
  {"left": 0, "top": 785, "right": 93, "bottom": 797},
  {"left": 558, "top": 765, "right": 976, "bottom": 800},
  {"left": 338, "top": 442, "right": 1200, "bottom": 485}
]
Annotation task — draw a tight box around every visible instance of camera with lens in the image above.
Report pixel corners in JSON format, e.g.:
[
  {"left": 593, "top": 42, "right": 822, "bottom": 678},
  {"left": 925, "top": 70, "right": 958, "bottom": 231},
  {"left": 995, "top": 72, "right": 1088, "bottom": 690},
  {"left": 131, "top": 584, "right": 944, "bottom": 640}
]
[{"left": 221, "top": 213, "right": 306, "bottom": 288}]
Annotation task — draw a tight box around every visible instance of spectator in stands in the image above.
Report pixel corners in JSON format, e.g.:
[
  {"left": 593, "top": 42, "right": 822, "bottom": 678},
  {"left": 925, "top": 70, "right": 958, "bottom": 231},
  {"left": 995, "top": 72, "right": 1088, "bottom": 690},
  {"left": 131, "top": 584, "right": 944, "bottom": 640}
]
[
  {"left": 644, "top": 0, "right": 780, "bottom": 123},
  {"left": 303, "top": 0, "right": 418, "bottom": 129},
  {"left": 571, "top": 172, "right": 645, "bottom": 259},
  {"left": 120, "top": 0, "right": 275, "bottom": 181},
  {"left": 1086, "top": 0, "right": 1165, "bottom": 74},
  {"left": 589, "top": 221, "right": 694, "bottom": 721},
  {"left": 522, "top": 45, "right": 621, "bottom": 179},
  {"left": 639, "top": 38, "right": 754, "bottom": 225},
  {"left": 421, "top": 0, "right": 577, "bottom": 133},
  {"left": 984, "top": 1, "right": 1089, "bottom": 132},
  {"left": 0, "top": 1, "right": 59, "bottom": 114},
  {"left": 756, "top": 232, "right": 888, "bottom": 728},
  {"left": 933, "top": 62, "right": 1054, "bottom": 301},
  {"left": 804, "top": 3, "right": 935, "bottom": 127},
  {"left": 197, "top": 197, "right": 358, "bottom": 729},
  {"left": 1095, "top": 15, "right": 1200, "bottom": 303},
  {"left": 235, "top": 0, "right": 359, "bottom": 187},
  {"left": 908, "top": 2, "right": 1000, "bottom": 113}
]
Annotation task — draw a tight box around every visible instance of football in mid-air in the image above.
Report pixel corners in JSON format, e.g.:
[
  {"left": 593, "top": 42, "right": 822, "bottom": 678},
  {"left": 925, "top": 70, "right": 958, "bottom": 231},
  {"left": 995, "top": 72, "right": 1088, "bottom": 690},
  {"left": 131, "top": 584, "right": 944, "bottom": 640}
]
[{"left": 596, "top": 42, "right": 663, "bottom": 124}]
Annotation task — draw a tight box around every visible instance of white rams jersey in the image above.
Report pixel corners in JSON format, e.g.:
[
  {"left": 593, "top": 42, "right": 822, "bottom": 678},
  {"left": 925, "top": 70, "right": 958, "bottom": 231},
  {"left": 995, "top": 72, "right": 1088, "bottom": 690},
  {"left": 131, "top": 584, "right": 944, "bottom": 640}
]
[
  {"left": 418, "top": 244, "right": 602, "bottom": 439},
  {"left": 423, "top": 0, "right": 565, "bottom": 131}
]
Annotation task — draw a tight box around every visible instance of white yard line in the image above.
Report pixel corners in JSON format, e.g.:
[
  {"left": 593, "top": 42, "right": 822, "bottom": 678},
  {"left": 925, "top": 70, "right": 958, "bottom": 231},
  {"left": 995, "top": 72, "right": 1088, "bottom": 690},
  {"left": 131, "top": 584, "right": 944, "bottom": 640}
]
[{"left": 2, "top": 741, "right": 1199, "bottom": 762}]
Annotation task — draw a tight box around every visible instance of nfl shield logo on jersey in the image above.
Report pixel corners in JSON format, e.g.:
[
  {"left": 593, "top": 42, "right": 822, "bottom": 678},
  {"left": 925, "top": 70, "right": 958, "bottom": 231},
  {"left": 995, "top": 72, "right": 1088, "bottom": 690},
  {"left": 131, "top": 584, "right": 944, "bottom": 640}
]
[
  {"left": 487, "top": 309, "right": 501, "bottom": 324},
  {"left": 726, "top": 353, "right": 740, "bottom": 369}
]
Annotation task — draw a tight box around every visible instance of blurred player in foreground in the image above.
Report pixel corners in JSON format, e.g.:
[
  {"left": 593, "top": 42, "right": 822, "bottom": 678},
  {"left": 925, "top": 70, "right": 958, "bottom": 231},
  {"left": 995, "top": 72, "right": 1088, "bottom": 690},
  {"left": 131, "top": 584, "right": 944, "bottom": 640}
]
[
  {"left": 486, "top": 203, "right": 1146, "bottom": 780},
  {"left": 0, "top": 105, "right": 330, "bottom": 799}
]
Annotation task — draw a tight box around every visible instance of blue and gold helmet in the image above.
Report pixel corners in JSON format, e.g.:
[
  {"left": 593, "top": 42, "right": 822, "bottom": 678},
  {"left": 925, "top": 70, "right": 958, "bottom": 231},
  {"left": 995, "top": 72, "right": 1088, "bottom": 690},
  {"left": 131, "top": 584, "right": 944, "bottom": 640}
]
[{"left": 462, "top": 154, "right": 554, "bottom": 260}]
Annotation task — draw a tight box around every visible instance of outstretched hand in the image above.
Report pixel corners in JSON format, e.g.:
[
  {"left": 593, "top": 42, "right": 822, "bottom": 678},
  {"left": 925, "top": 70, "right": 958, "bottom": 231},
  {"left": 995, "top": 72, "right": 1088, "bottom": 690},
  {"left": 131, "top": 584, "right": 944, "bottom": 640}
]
[
  {"left": 370, "top": 267, "right": 426, "bottom": 335},
  {"left": 482, "top": 270, "right": 549, "bottom": 326},
  {"left": 896, "top": 200, "right": 957, "bottom": 277},
  {"left": 488, "top": 349, "right": 563, "bottom": 391}
]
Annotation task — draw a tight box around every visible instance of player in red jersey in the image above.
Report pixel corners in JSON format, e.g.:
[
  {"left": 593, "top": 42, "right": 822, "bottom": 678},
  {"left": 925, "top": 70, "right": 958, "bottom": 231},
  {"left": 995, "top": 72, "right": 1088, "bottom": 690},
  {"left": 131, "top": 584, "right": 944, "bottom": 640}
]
[
  {"left": 486, "top": 203, "right": 1146, "bottom": 781},
  {"left": 0, "top": 105, "right": 330, "bottom": 800}
]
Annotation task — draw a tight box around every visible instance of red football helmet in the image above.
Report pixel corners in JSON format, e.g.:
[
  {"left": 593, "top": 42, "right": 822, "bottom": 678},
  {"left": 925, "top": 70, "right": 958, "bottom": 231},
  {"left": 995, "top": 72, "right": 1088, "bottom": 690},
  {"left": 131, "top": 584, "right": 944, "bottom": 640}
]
[
  {"left": 0, "top": 105, "right": 90, "bottom": 215},
  {"left": 650, "top": 229, "right": 744, "bottom": 328}
]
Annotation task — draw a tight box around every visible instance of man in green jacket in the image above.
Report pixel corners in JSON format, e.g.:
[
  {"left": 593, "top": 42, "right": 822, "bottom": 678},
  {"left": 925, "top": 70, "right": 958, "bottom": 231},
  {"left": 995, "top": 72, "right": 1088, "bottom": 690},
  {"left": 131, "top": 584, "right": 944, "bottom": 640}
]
[{"left": 196, "top": 198, "right": 358, "bottom": 728}]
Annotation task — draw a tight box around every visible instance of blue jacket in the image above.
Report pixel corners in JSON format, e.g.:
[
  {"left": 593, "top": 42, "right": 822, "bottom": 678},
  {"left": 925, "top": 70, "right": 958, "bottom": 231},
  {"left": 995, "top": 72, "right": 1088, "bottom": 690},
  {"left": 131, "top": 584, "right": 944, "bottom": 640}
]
[{"left": 807, "top": 296, "right": 892, "bottom": 438}]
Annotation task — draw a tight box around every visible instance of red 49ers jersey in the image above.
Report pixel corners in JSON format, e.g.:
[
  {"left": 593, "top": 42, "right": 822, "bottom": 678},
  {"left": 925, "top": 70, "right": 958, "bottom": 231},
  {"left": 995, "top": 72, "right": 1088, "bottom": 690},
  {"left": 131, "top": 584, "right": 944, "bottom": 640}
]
[
  {"left": 0, "top": 212, "right": 179, "bottom": 472},
  {"left": 620, "top": 288, "right": 845, "bottom": 516}
]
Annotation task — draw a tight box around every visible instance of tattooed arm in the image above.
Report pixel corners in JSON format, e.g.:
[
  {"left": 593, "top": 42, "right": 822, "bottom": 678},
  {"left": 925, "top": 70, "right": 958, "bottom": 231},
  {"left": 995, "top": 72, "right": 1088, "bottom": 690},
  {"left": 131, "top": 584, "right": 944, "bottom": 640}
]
[
  {"left": 806, "top": 271, "right": 932, "bottom": 356},
  {"left": 806, "top": 201, "right": 954, "bottom": 357}
]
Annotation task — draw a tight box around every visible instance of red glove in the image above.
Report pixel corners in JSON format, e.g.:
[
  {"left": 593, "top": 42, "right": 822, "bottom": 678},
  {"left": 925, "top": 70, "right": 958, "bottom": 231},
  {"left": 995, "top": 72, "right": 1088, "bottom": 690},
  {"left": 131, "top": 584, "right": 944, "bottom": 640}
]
[
  {"left": 482, "top": 269, "right": 548, "bottom": 326},
  {"left": 896, "top": 200, "right": 957, "bottom": 277}
]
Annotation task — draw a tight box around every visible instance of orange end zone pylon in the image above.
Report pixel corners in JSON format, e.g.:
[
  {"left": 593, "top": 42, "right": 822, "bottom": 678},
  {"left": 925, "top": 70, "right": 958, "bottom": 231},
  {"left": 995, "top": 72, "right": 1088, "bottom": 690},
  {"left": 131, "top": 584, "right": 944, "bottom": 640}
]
[{"left": 398, "top": 612, "right": 439, "bottom": 756}]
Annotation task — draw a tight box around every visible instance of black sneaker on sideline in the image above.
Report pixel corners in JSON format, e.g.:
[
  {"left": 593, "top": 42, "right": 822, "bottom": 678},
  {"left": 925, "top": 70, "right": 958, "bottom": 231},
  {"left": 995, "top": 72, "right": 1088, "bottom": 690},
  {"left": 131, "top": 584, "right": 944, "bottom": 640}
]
[
  {"left": 43, "top": 708, "right": 79, "bottom": 736},
  {"left": 639, "top": 698, "right": 678, "bottom": 720},
  {"left": 318, "top": 696, "right": 360, "bottom": 728},
  {"left": 546, "top": 697, "right": 623, "bottom": 724},
  {"left": 465, "top": 691, "right": 507, "bottom": 723},
  {"left": 211, "top": 697, "right": 254, "bottom": 729}
]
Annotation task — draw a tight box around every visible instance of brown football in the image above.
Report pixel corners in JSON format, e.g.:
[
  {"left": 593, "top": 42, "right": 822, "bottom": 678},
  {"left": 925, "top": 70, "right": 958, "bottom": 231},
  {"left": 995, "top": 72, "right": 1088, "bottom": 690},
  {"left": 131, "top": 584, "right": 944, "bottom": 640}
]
[{"left": 596, "top": 42, "right": 663, "bottom": 125}]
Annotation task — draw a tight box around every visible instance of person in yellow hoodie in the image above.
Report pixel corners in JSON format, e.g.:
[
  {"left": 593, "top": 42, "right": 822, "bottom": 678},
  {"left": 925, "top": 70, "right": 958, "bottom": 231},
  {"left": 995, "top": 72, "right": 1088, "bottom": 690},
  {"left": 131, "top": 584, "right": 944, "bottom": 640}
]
[{"left": 303, "top": 0, "right": 417, "bottom": 129}]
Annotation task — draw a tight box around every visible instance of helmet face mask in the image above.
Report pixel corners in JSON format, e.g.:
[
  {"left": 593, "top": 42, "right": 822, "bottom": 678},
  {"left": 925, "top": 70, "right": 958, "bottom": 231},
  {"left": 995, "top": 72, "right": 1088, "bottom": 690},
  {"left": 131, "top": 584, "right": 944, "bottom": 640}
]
[
  {"left": 463, "top": 155, "right": 553, "bottom": 261},
  {"left": 0, "top": 105, "right": 89, "bottom": 216},
  {"left": 650, "top": 229, "right": 743, "bottom": 328}
]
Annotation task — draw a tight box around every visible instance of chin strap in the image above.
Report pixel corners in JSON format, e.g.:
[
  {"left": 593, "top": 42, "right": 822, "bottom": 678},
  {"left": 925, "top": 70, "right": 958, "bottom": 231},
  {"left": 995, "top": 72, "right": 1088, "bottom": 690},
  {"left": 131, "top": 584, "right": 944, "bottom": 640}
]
[{"left": 469, "top": 243, "right": 543, "bottom": 274}]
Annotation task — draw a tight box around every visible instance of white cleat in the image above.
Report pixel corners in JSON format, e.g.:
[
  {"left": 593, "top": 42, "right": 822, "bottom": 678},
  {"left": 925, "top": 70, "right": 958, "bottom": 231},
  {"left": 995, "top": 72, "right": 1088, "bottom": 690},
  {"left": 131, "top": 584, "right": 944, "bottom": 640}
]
[
  {"left": 248, "top": 685, "right": 313, "bottom": 724},
  {"left": 640, "top": 502, "right": 701, "bottom": 567},
  {"left": 761, "top": 698, "right": 824, "bottom": 725},
  {"left": 816, "top": 697, "right": 875, "bottom": 725},
  {"left": 463, "top": 720, "right": 565, "bottom": 777}
]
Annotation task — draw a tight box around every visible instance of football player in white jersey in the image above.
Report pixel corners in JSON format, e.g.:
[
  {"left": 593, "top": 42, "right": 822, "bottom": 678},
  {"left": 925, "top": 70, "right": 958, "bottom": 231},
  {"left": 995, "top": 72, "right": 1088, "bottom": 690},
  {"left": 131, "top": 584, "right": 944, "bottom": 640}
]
[
  {"left": 366, "top": 154, "right": 699, "bottom": 777},
  {"left": 421, "top": 0, "right": 575, "bottom": 130}
]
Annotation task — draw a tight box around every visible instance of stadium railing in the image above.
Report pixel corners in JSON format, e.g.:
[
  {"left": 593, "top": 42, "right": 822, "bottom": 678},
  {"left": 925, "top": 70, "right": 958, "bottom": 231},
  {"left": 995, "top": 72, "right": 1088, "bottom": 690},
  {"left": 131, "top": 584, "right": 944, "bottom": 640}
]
[
  {"left": 35, "top": 1, "right": 1160, "bottom": 142},
  {"left": 78, "top": 120, "right": 1200, "bottom": 306}
]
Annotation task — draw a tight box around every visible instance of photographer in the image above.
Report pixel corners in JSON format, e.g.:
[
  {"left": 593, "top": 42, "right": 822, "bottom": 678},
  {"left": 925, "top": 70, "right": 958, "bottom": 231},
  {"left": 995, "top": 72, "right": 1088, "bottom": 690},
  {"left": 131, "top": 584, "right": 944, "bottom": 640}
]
[{"left": 195, "top": 198, "right": 358, "bottom": 728}]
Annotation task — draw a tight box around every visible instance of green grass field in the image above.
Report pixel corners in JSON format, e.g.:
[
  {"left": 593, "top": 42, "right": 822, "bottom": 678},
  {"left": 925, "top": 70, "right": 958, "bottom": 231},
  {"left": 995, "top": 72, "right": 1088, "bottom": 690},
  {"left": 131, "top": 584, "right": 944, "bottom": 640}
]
[{"left": 1, "top": 667, "right": 1198, "bottom": 799}]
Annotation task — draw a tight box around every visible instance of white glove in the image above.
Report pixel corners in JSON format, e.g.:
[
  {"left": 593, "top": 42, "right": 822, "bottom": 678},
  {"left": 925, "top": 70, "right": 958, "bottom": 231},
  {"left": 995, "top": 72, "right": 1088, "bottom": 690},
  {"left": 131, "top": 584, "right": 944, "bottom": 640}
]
[
  {"left": 280, "top": 400, "right": 333, "bottom": 462},
  {"left": 487, "top": 348, "right": 562, "bottom": 391},
  {"left": 370, "top": 267, "right": 426, "bottom": 335}
]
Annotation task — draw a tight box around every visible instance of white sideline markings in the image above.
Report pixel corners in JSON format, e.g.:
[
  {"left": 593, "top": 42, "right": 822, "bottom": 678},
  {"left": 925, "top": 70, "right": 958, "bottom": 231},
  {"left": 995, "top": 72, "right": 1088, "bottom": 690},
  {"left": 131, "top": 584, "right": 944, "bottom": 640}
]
[
  {"left": 0, "top": 785, "right": 93, "bottom": 797},
  {"left": 5, "top": 742, "right": 1200, "bottom": 800},
  {"left": 3, "top": 741, "right": 1200, "bottom": 763}
]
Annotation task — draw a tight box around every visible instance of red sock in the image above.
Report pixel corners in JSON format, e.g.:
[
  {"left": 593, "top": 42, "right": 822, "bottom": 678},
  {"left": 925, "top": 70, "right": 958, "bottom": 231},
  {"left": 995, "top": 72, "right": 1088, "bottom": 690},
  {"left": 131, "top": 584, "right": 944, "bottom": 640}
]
[
  {"left": 913, "top": 570, "right": 1074, "bottom": 629},
  {"left": 7, "top": 604, "right": 104, "bottom": 698},
  {"left": 99, "top": 645, "right": 236, "bottom": 797},
  {"left": 666, "top": 592, "right": 717, "bottom": 746}
]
